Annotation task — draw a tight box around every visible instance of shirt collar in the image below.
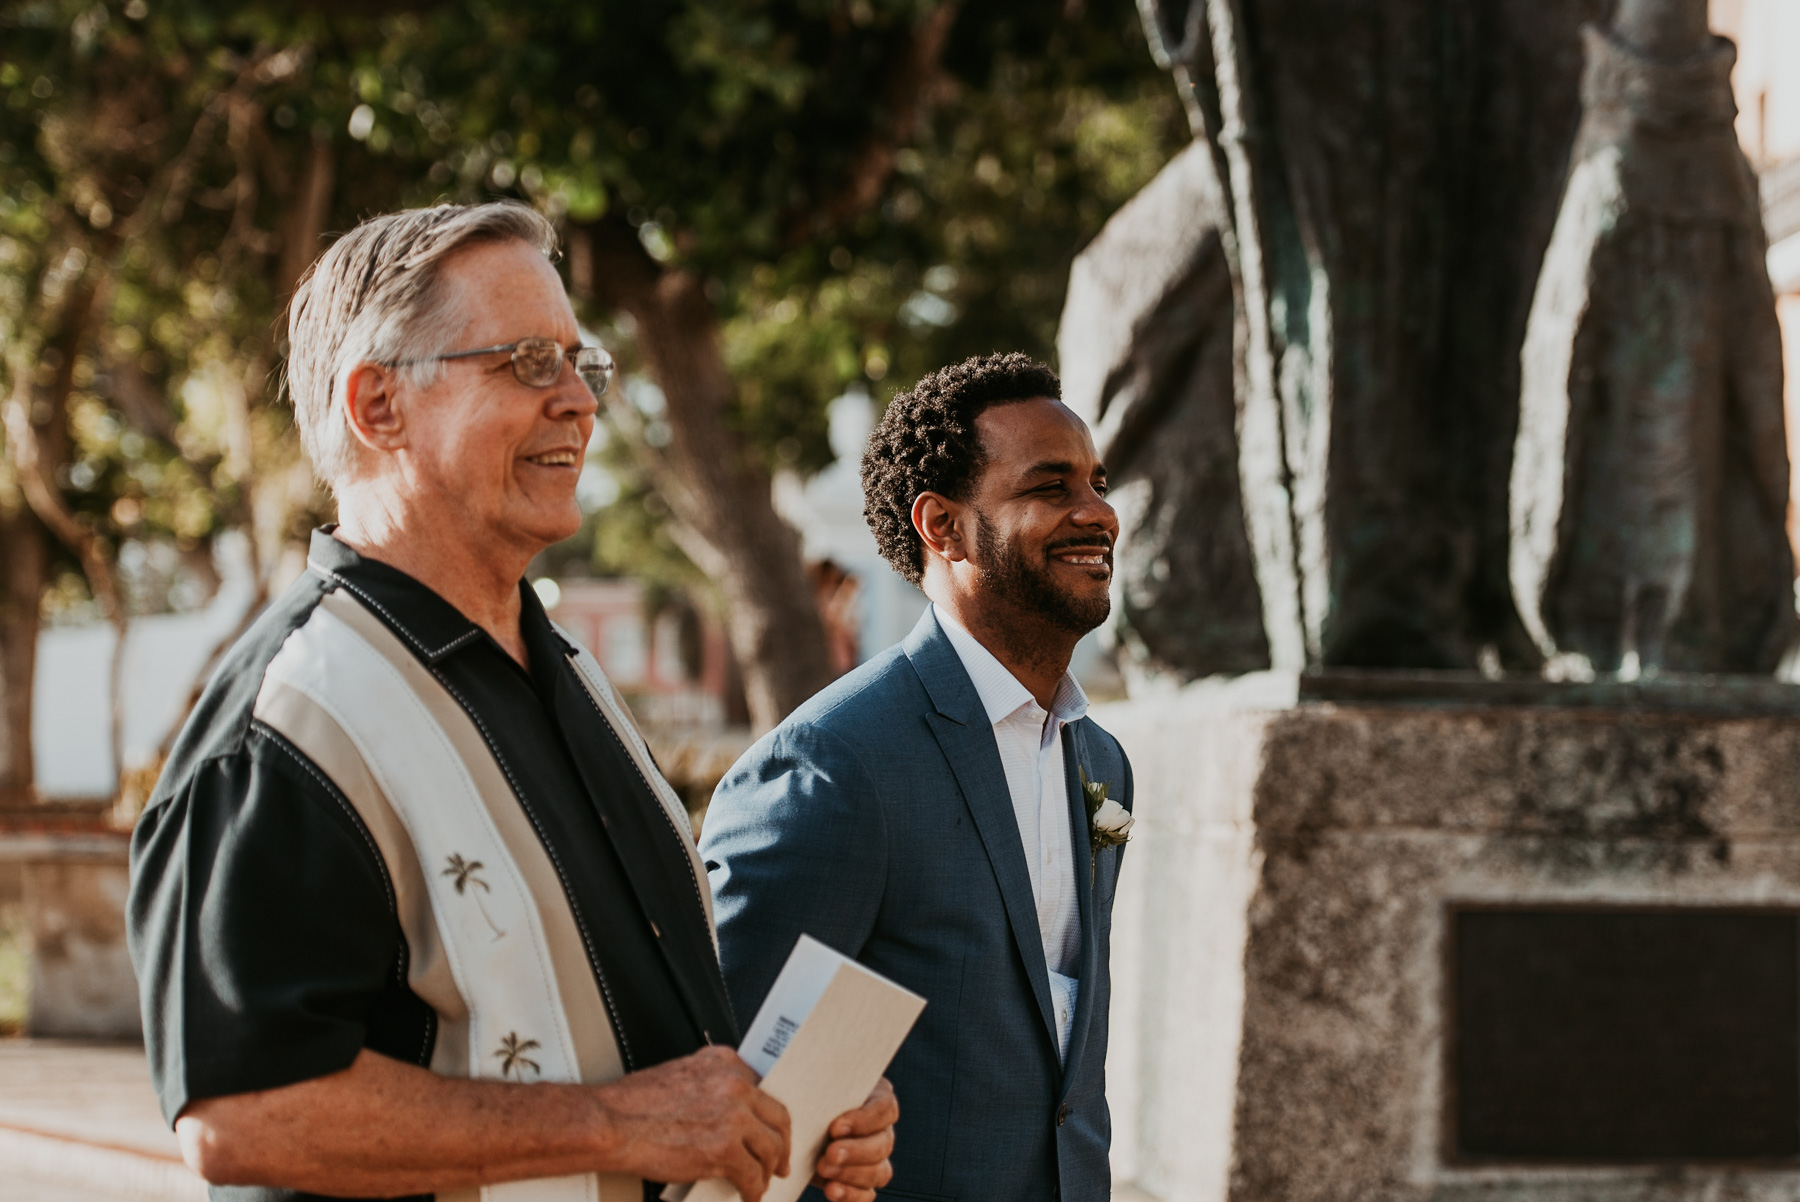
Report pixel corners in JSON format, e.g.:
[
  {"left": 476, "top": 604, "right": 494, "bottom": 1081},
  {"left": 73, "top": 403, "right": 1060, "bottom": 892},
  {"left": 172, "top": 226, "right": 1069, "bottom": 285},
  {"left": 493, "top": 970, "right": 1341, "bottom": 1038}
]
[
  {"left": 932, "top": 604, "right": 1089, "bottom": 727},
  {"left": 306, "top": 526, "right": 553, "bottom": 666}
]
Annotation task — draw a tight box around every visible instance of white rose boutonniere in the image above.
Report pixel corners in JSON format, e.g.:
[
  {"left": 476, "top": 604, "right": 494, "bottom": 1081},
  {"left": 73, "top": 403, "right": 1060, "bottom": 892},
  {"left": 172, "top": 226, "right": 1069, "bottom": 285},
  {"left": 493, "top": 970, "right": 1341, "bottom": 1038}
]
[{"left": 1080, "top": 767, "right": 1133, "bottom": 884}]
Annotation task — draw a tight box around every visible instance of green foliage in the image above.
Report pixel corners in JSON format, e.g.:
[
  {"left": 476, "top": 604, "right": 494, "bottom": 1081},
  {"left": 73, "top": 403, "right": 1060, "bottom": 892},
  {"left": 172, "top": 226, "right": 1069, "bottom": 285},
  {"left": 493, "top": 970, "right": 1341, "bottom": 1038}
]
[
  {"left": 0, "top": 0, "right": 340, "bottom": 614},
  {"left": 1, "top": 0, "right": 1182, "bottom": 607},
  {"left": 718, "top": 55, "right": 1181, "bottom": 473}
]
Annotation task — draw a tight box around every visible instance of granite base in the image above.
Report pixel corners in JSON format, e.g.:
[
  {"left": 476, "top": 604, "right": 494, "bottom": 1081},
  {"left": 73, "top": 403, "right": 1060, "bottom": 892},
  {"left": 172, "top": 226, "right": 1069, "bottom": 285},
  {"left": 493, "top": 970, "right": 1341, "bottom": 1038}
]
[{"left": 1099, "top": 674, "right": 1800, "bottom": 1202}]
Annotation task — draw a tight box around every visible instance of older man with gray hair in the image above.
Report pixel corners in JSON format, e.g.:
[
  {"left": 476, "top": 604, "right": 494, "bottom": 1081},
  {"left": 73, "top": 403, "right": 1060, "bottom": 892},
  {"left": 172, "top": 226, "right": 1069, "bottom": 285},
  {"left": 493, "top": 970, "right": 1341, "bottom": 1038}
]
[{"left": 127, "top": 202, "right": 896, "bottom": 1202}]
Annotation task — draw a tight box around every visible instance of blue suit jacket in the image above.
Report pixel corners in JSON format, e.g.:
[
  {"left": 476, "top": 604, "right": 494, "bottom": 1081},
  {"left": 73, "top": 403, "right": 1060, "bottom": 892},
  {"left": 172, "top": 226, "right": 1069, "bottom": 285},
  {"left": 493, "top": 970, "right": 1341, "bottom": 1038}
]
[{"left": 700, "top": 610, "right": 1133, "bottom": 1202}]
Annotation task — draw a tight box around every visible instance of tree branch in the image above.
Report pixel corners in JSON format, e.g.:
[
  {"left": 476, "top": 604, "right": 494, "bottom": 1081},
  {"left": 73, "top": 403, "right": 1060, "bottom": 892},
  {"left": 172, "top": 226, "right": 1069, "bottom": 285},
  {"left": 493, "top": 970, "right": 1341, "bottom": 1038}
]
[
  {"left": 571, "top": 215, "right": 835, "bottom": 727},
  {"left": 806, "top": 2, "right": 960, "bottom": 239},
  {"left": 97, "top": 349, "right": 181, "bottom": 446},
  {"left": 278, "top": 128, "right": 336, "bottom": 301},
  {"left": 143, "top": 48, "right": 277, "bottom": 233},
  {"left": 4, "top": 314, "right": 133, "bottom": 798},
  {"left": 2, "top": 362, "right": 127, "bottom": 634}
]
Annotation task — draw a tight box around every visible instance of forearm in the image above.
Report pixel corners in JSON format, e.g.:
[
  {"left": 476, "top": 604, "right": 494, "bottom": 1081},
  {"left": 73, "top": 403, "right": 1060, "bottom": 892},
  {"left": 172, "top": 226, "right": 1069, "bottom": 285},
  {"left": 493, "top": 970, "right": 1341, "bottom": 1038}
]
[
  {"left": 178, "top": 1049, "right": 616, "bottom": 1195},
  {"left": 181, "top": 1044, "right": 804, "bottom": 1200}
]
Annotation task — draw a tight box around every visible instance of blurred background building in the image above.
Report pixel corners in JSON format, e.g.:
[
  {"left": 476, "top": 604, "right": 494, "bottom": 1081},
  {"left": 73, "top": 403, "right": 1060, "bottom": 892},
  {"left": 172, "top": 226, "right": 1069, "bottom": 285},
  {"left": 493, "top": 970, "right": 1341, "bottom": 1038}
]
[{"left": 1717, "top": 0, "right": 1800, "bottom": 557}]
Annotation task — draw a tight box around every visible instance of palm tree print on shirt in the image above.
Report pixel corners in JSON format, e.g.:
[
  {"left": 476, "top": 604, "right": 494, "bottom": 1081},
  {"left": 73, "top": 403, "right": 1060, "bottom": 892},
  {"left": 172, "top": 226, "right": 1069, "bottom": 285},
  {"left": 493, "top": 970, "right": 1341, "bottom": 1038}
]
[
  {"left": 496, "top": 1032, "right": 542, "bottom": 1080},
  {"left": 442, "top": 853, "right": 505, "bottom": 940}
]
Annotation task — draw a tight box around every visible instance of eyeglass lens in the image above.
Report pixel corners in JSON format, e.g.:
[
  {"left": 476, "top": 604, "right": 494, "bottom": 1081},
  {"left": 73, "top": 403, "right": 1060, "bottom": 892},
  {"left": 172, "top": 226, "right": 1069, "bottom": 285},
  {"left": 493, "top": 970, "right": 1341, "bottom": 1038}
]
[
  {"left": 573, "top": 347, "right": 613, "bottom": 397},
  {"left": 510, "top": 338, "right": 613, "bottom": 397}
]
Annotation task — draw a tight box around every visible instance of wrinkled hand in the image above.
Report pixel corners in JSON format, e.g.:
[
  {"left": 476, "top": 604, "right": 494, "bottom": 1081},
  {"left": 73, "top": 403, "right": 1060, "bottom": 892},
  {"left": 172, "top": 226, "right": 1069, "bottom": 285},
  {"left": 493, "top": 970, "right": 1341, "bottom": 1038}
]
[
  {"left": 810, "top": 1079, "right": 897, "bottom": 1202},
  {"left": 594, "top": 1046, "right": 792, "bottom": 1201}
]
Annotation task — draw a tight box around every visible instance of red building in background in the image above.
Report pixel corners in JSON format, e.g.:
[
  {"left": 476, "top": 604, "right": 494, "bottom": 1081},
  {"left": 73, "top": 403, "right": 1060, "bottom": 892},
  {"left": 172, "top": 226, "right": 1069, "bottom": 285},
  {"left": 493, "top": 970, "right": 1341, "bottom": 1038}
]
[{"left": 543, "top": 579, "right": 734, "bottom": 729}]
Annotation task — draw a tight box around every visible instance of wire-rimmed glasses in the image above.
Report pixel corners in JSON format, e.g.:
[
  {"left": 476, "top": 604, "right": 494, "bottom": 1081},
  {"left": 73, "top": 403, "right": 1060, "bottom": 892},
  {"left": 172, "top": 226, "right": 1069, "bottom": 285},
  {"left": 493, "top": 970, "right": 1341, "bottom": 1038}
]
[{"left": 394, "top": 338, "right": 615, "bottom": 397}]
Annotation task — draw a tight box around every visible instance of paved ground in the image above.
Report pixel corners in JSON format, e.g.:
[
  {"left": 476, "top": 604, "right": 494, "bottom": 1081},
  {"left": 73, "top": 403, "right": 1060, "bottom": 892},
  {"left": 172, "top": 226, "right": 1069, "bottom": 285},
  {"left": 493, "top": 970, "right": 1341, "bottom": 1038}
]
[
  {"left": 0, "top": 1168, "right": 148, "bottom": 1202},
  {"left": 0, "top": 1040, "right": 177, "bottom": 1157},
  {"left": 0, "top": 1040, "right": 203, "bottom": 1202}
]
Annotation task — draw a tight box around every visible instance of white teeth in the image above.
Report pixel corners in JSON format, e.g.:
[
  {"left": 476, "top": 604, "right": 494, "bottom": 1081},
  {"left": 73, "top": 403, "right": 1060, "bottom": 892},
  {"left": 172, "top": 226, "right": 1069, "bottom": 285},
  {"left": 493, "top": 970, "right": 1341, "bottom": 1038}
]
[{"left": 527, "top": 451, "right": 577, "bottom": 466}]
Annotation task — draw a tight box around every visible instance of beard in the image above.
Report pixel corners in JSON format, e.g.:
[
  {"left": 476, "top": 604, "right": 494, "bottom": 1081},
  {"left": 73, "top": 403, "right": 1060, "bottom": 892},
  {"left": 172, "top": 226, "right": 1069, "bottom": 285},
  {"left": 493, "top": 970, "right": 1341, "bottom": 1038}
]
[{"left": 972, "top": 512, "right": 1112, "bottom": 635}]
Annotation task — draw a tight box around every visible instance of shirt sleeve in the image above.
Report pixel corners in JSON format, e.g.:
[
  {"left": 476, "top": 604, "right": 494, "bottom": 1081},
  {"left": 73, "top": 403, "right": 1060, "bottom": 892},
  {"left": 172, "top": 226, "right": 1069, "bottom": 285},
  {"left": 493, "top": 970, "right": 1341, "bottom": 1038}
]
[{"left": 127, "top": 726, "right": 402, "bottom": 1125}]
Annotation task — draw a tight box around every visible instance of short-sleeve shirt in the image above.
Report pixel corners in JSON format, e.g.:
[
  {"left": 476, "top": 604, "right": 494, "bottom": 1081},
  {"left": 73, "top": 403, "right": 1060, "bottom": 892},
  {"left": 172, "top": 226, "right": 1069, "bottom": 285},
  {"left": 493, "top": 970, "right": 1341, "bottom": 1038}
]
[{"left": 128, "top": 530, "right": 738, "bottom": 1202}]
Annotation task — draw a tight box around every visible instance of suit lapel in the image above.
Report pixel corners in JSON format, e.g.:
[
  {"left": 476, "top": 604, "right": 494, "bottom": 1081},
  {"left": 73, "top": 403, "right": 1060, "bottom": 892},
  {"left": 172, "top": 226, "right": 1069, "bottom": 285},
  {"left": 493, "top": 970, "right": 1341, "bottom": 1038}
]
[
  {"left": 1058, "top": 720, "right": 1101, "bottom": 1094},
  {"left": 906, "top": 612, "right": 1059, "bottom": 1049}
]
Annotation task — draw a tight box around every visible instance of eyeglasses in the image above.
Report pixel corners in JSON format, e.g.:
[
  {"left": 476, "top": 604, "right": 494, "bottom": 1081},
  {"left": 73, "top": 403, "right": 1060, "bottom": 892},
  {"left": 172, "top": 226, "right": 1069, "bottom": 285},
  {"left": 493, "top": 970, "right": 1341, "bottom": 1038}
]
[{"left": 394, "top": 338, "right": 615, "bottom": 397}]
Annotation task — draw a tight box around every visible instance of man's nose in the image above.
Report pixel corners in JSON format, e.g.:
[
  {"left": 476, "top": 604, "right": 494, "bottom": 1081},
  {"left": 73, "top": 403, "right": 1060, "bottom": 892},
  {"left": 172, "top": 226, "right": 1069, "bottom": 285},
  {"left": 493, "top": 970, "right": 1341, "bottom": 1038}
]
[
  {"left": 1074, "top": 484, "right": 1118, "bottom": 535},
  {"left": 546, "top": 368, "right": 600, "bottom": 419}
]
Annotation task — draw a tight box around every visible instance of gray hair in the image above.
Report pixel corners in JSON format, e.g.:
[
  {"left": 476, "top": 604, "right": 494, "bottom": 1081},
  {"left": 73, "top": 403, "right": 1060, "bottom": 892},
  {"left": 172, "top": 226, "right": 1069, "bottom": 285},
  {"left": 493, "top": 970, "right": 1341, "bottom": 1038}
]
[{"left": 286, "top": 202, "right": 559, "bottom": 485}]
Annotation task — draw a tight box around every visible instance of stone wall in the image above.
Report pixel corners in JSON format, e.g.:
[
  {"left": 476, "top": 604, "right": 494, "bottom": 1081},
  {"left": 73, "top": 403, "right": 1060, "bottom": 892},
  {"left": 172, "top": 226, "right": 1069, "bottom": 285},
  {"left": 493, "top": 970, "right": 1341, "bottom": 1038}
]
[
  {"left": 0, "top": 824, "right": 139, "bottom": 1041},
  {"left": 23, "top": 858, "right": 138, "bottom": 1040},
  {"left": 1099, "top": 680, "right": 1800, "bottom": 1201}
]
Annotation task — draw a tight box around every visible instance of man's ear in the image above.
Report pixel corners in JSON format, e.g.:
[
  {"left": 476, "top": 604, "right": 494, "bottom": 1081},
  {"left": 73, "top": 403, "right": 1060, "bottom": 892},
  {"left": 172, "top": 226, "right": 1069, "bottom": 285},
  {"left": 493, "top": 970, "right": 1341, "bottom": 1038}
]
[
  {"left": 343, "top": 362, "right": 406, "bottom": 452},
  {"left": 912, "top": 491, "right": 970, "bottom": 567}
]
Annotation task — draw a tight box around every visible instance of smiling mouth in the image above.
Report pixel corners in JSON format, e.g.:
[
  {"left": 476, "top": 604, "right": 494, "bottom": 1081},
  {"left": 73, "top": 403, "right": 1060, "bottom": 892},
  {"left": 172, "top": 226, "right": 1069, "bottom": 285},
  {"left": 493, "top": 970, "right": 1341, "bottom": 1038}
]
[
  {"left": 523, "top": 449, "right": 580, "bottom": 467},
  {"left": 1051, "top": 545, "right": 1112, "bottom": 569}
]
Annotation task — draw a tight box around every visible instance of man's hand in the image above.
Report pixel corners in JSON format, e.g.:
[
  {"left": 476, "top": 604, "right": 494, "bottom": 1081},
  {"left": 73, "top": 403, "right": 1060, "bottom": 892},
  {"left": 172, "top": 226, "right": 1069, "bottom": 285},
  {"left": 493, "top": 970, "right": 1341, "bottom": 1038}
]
[
  {"left": 595, "top": 1045, "right": 793, "bottom": 1201},
  {"left": 810, "top": 1079, "right": 898, "bottom": 1202}
]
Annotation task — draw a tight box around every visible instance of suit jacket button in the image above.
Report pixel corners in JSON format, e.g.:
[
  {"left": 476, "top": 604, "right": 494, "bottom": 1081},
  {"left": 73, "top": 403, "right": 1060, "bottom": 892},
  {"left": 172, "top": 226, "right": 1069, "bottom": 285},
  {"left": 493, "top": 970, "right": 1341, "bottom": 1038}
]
[{"left": 1057, "top": 1104, "right": 1070, "bottom": 1126}]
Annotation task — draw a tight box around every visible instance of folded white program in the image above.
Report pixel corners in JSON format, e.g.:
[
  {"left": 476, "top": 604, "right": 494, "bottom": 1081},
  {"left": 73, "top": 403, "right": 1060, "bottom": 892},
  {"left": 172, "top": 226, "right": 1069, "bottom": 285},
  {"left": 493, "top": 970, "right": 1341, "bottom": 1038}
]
[{"left": 664, "top": 934, "right": 926, "bottom": 1202}]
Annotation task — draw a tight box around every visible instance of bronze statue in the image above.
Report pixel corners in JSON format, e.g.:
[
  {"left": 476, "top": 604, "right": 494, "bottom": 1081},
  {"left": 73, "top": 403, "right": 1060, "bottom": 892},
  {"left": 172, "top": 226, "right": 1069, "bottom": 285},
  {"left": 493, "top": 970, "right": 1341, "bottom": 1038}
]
[
  {"left": 1067, "top": 0, "right": 1792, "bottom": 682},
  {"left": 1057, "top": 141, "right": 1267, "bottom": 680},
  {"left": 1513, "top": 0, "right": 1796, "bottom": 675}
]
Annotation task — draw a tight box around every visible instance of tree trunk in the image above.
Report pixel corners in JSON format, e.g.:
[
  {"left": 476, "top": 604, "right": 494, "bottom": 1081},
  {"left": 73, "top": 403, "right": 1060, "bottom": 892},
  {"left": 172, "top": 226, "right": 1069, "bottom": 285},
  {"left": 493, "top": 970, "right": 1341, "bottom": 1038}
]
[
  {"left": 279, "top": 130, "right": 336, "bottom": 303},
  {"left": 1142, "top": 0, "right": 1609, "bottom": 671},
  {"left": 582, "top": 223, "right": 836, "bottom": 731},
  {"left": 0, "top": 511, "right": 46, "bottom": 807},
  {"left": 3, "top": 266, "right": 133, "bottom": 795},
  {"left": 567, "top": 7, "right": 960, "bottom": 727}
]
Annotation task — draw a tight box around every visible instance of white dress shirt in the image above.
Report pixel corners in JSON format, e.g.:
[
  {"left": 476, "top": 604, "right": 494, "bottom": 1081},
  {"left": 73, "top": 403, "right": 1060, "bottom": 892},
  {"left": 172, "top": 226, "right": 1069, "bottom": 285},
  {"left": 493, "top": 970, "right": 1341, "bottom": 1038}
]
[{"left": 933, "top": 605, "right": 1088, "bottom": 1061}]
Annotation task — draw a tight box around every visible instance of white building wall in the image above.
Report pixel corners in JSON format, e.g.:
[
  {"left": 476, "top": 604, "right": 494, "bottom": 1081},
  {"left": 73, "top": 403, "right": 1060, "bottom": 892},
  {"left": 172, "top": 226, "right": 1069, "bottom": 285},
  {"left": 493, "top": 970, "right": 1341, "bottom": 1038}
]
[
  {"left": 1715, "top": 0, "right": 1800, "bottom": 559},
  {"left": 33, "top": 535, "right": 259, "bottom": 800},
  {"left": 775, "top": 391, "right": 930, "bottom": 663}
]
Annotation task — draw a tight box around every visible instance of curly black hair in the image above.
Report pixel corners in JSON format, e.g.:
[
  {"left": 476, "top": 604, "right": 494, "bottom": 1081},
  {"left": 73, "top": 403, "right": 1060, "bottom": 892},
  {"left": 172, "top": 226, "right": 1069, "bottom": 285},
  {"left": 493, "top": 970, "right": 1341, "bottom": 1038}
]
[{"left": 860, "top": 352, "right": 1063, "bottom": 585}]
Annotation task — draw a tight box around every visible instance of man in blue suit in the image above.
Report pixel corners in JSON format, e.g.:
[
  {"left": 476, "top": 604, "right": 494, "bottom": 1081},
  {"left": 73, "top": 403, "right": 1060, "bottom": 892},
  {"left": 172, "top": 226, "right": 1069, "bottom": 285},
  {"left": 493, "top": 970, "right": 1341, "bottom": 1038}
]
[{"left": 701, "top": 353, "right": 1134, "bottom": 1202}]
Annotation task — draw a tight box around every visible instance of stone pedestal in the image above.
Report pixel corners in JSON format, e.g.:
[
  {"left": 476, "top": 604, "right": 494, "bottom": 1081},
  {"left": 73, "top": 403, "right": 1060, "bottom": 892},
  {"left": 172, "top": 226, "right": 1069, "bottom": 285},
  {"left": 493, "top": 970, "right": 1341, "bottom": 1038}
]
[
  {"left": 0, "top": 817, "right": 139, "bottom": 1040},
  {"left": 1099, "top": 675, "right": 1800, "bottom": 1202}
]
